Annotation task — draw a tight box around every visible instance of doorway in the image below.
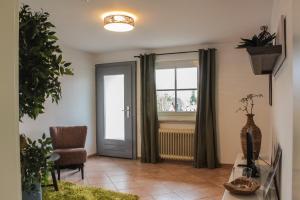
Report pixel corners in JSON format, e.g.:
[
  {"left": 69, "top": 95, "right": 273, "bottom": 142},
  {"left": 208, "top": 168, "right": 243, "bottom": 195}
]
[{"left": 96, "top": 61, "right": 136, "bottom": 159}]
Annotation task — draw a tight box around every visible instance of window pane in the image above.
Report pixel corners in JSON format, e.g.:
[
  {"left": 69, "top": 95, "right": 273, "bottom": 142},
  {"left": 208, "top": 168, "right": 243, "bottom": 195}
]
[
  {"left": 104, "top": 75, "right": 125, "bottom": 140},
  {"left": 156, "top": 69, "right": 175, "bottom": 90},
  {"left": 177, "top": 67, "right": 197, "bottom": 89},
  {"left": 177, "top": 90, "right": 197, "bottom": 112},
  {"left": 157, "top": 91, "right": 175, "bottom": 112}
]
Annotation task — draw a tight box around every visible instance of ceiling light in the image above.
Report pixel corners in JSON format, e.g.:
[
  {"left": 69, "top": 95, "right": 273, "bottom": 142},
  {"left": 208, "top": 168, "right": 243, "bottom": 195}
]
[{"left": 103, "top": 14, "right": 135, "bottom": 32}]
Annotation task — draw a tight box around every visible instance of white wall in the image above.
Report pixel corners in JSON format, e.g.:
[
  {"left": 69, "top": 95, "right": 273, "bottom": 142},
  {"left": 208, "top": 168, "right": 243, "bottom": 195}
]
[
  {"left": 216, "top": 44, "right": 270, "bottom": 163},
  {"left": 270, "top": 0, "right": 294, "bottom": 199},
  {"left": 20, "top": 46, "right": 97, "bottom": 155},
  {"left": 93, "top": 43, "right": 271, "bottom": 164},
  {"left": 0, "top": 0, "right": 21, "bottom": 199}
]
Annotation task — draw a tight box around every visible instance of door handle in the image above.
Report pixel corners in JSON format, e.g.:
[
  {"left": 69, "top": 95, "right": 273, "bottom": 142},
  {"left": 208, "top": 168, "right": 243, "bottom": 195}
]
[{"left": 122, "top": 106, "right": 130, "bottom": 118}]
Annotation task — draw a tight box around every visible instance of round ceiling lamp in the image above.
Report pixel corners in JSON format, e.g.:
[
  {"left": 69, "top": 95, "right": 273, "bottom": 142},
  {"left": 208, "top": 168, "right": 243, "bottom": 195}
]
[{"left": 103, "top": 13, "right": 135, "bottom": 32}]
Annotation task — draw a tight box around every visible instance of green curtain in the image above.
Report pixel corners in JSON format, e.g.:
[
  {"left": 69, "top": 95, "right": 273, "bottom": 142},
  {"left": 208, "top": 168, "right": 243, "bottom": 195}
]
[
  {"left": 140, "top": 54, "right": 160, "bottom": 163},
  {"left": 194, "top": 49, "right": 219, "bottom": 169}
]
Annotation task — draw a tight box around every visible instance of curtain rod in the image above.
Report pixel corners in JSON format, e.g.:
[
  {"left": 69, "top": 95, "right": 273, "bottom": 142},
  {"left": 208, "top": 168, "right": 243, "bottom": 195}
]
[{"left": 134, "top": 50, "right": 198, "bottom": 58}]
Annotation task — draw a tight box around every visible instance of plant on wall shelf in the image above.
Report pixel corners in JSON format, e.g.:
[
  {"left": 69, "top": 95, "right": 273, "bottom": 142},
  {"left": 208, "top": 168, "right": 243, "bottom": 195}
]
[
  {"left": 19, "top": 4, "right": 74, "bottom": 120},
  {"left": 236, "top": 26, "right": 276, "bottom": 49}
]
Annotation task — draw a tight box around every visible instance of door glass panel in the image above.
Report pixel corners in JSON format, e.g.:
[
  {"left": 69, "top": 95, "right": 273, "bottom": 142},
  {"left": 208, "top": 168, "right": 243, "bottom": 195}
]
[{"left": 104, "top": 74, "right": 125, "bottom": 140}]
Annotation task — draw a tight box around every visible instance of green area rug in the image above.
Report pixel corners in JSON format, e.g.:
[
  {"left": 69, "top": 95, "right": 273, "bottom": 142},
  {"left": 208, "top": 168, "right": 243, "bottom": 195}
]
[{"left": 43, "top": 182, "right": 139, "bottom": 200}]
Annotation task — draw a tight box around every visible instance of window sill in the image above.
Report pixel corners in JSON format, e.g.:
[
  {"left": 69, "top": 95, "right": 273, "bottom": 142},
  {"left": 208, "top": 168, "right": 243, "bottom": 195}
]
[
  {"left": 158, "top": 112, "right": 196, "bottom": 123},
  {"left": 159, "top": 119, "right": 196, "bottom": 124}
]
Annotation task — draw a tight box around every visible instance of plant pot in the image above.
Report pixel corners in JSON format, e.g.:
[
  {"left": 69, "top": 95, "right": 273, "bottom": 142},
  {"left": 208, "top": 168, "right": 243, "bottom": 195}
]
[
  {"left": 22, "top": 183, "right": 42, "bottom": 200},
  {"left": 241, "top": 114, "right": 262, "bottom": 160},
  {"left": 246, "top": 45, "right": 282, "bottom": 75}
]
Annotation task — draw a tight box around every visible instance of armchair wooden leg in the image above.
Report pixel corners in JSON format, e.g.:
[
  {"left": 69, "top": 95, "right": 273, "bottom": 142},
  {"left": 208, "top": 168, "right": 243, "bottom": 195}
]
[
  {"left": 80, "top": 164, "right": 84, "bottom": 180},
  {"left": 57, "top": 165, "right": 61, "bottom": 180}
]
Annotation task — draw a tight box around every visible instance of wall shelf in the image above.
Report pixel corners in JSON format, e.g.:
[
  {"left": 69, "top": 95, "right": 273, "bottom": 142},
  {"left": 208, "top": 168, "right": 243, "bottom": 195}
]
[{"left": 246, "top": 45, "right": 282, "bottom": 75}]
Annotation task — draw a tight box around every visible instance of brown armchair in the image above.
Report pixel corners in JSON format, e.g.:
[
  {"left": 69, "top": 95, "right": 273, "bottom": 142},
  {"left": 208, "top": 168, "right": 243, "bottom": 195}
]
[{"left": 50, "top": 126, "right": 87, "bottom": 180}]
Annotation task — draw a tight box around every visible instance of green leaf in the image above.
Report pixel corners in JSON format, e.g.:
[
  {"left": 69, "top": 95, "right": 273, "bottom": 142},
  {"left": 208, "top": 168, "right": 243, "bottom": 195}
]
[
  {"left": 57, "top": 55, "right": 62, "bottom": 63},
  {"left": 19, "top": 4, "right": 73, "bottom": 121},
  {"left": 64, "top": 62, "right": 71, "bottom": 67},
  {"left": 64, "top": 68, "right": 74, "bottom": 75},
  {"left": 236, "top": 27, "right": 276, "bottom": 48},
  {"left": 48, "top": 35, "right": 58, "bottom": 41}
]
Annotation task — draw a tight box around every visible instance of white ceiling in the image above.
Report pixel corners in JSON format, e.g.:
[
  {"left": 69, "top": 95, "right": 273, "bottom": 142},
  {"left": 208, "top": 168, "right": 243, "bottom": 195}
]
[{"left": 22, "top": 0, "right": 274, "bottom": 53}]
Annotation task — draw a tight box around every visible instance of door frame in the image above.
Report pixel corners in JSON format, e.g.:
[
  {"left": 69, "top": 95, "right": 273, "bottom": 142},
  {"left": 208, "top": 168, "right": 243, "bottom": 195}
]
[{"left": 95, "top": 61, "right": 137, "bottom": 159}]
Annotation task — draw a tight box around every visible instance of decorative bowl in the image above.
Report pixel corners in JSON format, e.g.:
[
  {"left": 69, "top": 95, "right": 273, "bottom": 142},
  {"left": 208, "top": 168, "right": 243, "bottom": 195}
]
[{"left": 223, "top": 177, "right": 260, "bottom": 195}]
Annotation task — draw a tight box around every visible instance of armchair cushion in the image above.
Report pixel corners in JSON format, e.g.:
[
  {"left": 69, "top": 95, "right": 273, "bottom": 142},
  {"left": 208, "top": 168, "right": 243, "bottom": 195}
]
[{"left": 54, "top": 148, "right": 87, "bottom": 166}]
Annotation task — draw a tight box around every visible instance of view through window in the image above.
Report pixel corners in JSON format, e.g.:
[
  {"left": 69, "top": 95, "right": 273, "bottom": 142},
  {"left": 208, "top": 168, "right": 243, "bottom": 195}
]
[{"left": 156, "top": 66, "right": 198, "bottom": 112}]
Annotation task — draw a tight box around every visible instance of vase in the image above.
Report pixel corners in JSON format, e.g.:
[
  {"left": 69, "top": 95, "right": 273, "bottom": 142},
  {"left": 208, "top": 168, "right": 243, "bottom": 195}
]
[
  {"left": 241, "top": 114, "right": 262, "bottom": 160},
  {"left": 22, "top": 183, "right": 42, "bottom": 200}
]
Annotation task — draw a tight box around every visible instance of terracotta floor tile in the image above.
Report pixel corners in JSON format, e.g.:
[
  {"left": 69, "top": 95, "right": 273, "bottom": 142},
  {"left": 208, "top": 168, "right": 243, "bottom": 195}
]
[
  {"left": 199, "top": 196, "right": 222, "bottom": 200},
  {"left": 145, "top": 185, "right": 173, "bottom": 196},
  {"left": 118, "top": 187, "right": 153, "bottom": 197},
  {"left": 112, "top": 180, "right": 146, "bottom": 190},
  {"left": 175, "top": 186, "right": 224, "bottom": 200},
  {"left": 152, "top": 193, "right": 182, "bottom": 200},
  {"left": 87, "top": 177, "right": 112, "bottom": 185},
  {"left": 58, "top": 156, "right": 231, "bottom": 199},
  {"left": 175, "top": 189, "right": 210, "bottom": 200},
  {"left": 109, "top": 174, "right": 136, "bottom": 182}
]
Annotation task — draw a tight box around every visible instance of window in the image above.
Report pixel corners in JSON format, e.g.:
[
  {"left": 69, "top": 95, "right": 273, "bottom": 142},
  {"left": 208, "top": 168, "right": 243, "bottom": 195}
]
[{"left": 156, "top": 66, "right": 198, "bottom": 113}]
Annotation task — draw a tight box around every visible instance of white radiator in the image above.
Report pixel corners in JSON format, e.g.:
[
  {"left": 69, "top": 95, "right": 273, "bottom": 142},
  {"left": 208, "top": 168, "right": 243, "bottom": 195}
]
[{"left": 159, "top": 128, "right": 195, "bottom": 161}]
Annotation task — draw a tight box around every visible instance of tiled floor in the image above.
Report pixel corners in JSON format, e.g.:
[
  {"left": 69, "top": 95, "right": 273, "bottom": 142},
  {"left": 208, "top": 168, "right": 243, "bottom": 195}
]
[{"left": 60, "top": 156, "right": 232, "bottom": 200}]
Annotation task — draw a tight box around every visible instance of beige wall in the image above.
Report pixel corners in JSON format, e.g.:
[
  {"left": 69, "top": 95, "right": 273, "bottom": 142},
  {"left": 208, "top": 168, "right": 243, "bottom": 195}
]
[
  {"left": 270, "top": 0, "right": 294, "bottom": 199},
  {"left": 0, "top": 0, "right": 21, "bottom": 199},
  {"left": 93, "top": 43, "right": 271, "bottom": 164},
  {"left": 20, "top": 45, "right": 97, "bottom": 155},
  {"left": 293, "top": 45, "right": 300, "bottom": 198},
  {"left": 293, "top": 0, "right": 300, "bottom": 198}
]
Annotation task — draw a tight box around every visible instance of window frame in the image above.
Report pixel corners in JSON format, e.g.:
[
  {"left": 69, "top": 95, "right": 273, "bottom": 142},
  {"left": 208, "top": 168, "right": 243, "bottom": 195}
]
[{"left": 156, "top": 66, "right": 198, "bottom": 114}]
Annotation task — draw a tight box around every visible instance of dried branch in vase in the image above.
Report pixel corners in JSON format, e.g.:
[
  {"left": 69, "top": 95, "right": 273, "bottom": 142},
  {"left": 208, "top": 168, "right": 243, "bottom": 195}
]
[{"left": 236, "top": 94, "right": 263, "bottom": 115}]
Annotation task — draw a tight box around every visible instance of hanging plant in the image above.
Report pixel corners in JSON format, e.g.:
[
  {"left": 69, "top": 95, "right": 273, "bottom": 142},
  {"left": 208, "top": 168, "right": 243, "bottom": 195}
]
[
  {"left": 19, "top": 4, "right": 73, "bottom": 120},
  {"left": 236, "top": 26, "right": 276, "bottom": 48}
]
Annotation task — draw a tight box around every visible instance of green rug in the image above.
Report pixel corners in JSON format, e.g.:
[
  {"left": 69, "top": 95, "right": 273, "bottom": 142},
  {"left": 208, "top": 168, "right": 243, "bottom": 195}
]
[{"left": 43, "top": 182, "right": 139, "bottom": 200}]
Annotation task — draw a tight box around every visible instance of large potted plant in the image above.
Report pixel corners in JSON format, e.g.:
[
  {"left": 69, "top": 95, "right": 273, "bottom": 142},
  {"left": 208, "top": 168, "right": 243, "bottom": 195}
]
[
  {"left": 20, "top": 134, "right": 53, "bottom": 200},
  {"left": 236, "top": 94, "right": 263, "bottom": 160},
  {"left": 19, "top": 4, "right": 73, "bottom": 198}
]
